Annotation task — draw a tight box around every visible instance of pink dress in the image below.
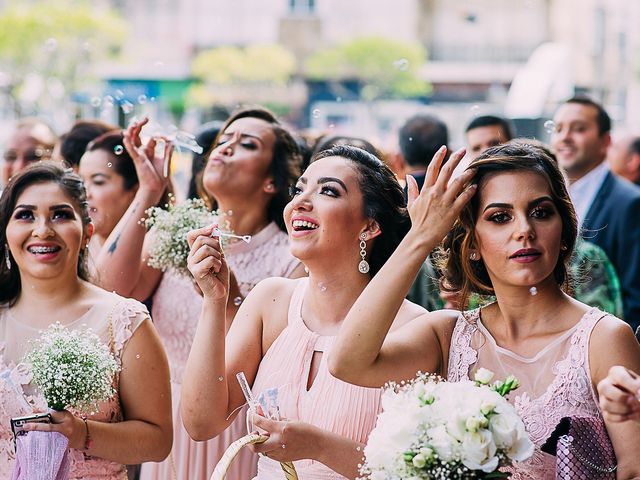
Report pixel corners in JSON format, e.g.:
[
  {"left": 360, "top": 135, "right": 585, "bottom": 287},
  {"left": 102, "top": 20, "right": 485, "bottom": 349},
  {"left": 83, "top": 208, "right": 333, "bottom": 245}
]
[
  {"left": 0, "top": 295, "right": 148, "bottom": 480},
  {"left": 447, "top": 307, "right": 609, "bottom": 479},
  {"left": 141, "top": 222, "right": 300, "bottom": 480},
  {"left": 251, "top": 278, "right": 383, "bottom": 480}
]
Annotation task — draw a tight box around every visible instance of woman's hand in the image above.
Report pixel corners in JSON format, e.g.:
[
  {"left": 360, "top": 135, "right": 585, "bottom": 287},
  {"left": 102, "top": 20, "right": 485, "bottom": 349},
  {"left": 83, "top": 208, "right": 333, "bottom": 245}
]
[
  {"left": 248, "top": 413, "right": 318, "bottom": 462},
  {"left": 21, "top": 410, "right": 86, "bottom": 450},
  {"left": 122, "top": 117, "right": 174, "bottom": 199},
  {"left": 597, "top": 365, "right": 640, "bottom": 423},
  {"left": 406, "top": 146, "right": 476, "bottom": 247},
  {"left": 187, "top": 224, "right": 229, "bottom": 301}
]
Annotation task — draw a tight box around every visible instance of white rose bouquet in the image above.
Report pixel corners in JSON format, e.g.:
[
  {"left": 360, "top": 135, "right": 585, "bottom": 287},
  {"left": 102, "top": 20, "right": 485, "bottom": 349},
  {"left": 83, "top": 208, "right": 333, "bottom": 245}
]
[
  {"left": 25, "top": 323, "right": 119, "bottom": 412},
  {"left": 360, "top": 370, "right": 534, "bottom": 479},
  {"left": 143, "top": 198, "right": 230, "bottom": 278}
]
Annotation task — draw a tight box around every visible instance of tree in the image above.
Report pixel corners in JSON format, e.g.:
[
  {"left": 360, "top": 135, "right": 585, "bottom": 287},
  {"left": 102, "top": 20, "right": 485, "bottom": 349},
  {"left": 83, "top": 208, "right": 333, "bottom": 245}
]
[
  {"left": 188, "top": 44, "right": 298, "bottom": 109},
  {"left": 0, "top": 0, "right": 126, "bottom": 114},
  {"left": 305, "top": 36, "right": 430, "bottom": 100}
]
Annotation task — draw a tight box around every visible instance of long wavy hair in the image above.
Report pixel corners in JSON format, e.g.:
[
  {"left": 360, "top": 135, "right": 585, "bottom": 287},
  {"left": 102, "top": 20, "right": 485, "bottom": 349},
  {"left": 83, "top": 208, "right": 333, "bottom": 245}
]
[{"left": 436, "top": 141, "right": 578, "bottom": 307}]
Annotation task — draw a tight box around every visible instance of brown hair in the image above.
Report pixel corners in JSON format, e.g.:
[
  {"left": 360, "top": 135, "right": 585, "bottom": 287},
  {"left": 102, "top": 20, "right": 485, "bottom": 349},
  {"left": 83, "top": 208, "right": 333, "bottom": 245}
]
[{"left": 437, "top": 140, "right": 578, "bottom": 307}]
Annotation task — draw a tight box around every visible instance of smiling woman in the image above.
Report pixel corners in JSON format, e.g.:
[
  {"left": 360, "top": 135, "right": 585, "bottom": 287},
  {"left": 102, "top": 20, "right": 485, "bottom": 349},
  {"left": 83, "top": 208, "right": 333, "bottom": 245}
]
[{"left": 0, "top": 163, "right": 172, "bottom": 479}]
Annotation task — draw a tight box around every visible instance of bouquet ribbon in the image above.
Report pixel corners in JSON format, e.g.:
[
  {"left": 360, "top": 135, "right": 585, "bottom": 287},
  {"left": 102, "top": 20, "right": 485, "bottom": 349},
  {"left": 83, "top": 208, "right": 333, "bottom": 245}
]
[{"left": 11, "top": 431, "right": 70, "bottom": 480}]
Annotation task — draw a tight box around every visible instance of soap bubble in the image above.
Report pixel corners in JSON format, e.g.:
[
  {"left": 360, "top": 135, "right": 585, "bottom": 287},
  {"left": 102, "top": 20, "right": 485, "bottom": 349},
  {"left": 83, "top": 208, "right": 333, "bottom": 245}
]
[
  {"left": 543, "top": 120, "right": 556, "bottom": 133},
  {"left": 121, "top": 101, "right": 134, "bottom": 114},
  {"left": 113, "top": 145, "right": 124, "bottom": 155},
  {"left": 470, "top": 105, "right": 480, "bottom": 116},
  {"left": 393, "top": 58, "right": 410, "bottom": 71},
  {"left": 44, "top": 38, "right": 57, "bottom": 52},
  {"left": 137, "top": 94, "right": 147, "bottom": 104},
  {"left": 90, "top": 96, "right": 101, "bottom": 108},
  {"left": 312, "top": 108, "right": 320, "bottom": 119}
]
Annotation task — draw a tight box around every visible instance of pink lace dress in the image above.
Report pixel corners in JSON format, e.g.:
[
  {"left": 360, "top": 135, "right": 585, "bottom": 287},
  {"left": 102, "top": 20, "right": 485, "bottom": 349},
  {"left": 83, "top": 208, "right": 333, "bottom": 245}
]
[
  {"left": 141, "top": 222, "right": 300, "bottom": 480},
  {"left": 0, "top": 295, "right": 148, "bottom": 480},
  {"left": 251, "top": 278, "right": 383, "bottom": 480},
  {"left": 447, "top": 307, "right": 609, "bottom": 479}
]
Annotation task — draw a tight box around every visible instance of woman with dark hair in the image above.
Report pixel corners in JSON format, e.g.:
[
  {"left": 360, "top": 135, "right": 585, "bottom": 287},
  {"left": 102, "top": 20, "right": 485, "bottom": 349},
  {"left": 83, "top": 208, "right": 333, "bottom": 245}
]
[
  {"left": 94, "top": 108, "right": 306, "bottom": 479},
  {"left": 181, "top": 145, "right": 437, "bottom": 478},
  {"left": 79, "top": 131, "right": 139, "bottom": 259},
  {"left": 56, "top": 119, "right": 117, "bottom": 170},
  {"left": 0, "top": 163, "right": 172, "bottom": 479},
  {"left": 330, "top": 142, "right": 640, "bottom": 478}
]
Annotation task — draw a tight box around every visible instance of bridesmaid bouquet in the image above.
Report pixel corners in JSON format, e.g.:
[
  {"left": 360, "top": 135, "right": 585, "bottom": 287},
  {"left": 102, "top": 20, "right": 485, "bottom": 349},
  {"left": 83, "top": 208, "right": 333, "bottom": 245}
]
[
  {"left": 143, "top": 198, "right": 225, "bottom": 278},
  {"left": 25, "top": 323, "right": 119, "bottom": 412},
  {"left": 359, "top": 370, "right": 534, "bottom": 479}
]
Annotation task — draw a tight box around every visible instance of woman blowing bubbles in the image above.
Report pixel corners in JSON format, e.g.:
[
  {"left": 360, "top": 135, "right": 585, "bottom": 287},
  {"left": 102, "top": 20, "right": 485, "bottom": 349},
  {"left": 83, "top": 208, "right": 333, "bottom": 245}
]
[
  {"left": 180, "top": 145, "right": 475, "bottom": 478},
  {"left": 329, "top": 142, "right": 640, "bottom": 479}
]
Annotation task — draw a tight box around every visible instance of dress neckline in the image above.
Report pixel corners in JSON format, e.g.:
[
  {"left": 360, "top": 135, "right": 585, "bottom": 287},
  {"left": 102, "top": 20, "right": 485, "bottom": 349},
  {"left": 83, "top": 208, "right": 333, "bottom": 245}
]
[
  {"left": 474, "top": 307, "right": 596, "bottom": 364},
  {"left": 6, "top": 303, "right": 99, "bottom": 331},
  {"left": 294, "top": 278, "right": 334, "bottom": 343}
]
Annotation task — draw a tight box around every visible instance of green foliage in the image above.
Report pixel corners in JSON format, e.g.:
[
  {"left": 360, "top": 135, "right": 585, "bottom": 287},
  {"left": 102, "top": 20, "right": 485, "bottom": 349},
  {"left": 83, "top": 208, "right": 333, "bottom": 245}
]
[
  {"left": 305, "top": 36, "right": 430, "bottom": 100},
  {"left": 192, "top": 44, "right": 296, "bottom": 87},
  {"left": 0, "top": 0, "right": 126, "bottom": 108}
]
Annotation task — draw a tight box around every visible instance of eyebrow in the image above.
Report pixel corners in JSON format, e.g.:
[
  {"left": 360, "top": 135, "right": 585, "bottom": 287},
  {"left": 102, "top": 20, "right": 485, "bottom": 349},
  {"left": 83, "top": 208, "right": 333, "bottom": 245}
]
[
  {"left": 219, "top": 132, "right": 264, "bottom": 144},
  {"left": 482, "top": 196, "right": 554, "bottom": 213},
  {"left": 91, "top": 173, "right": 110, "bottom": 179},
  {"left": 297, "top": 176, "right": 348, "bottom": 192},
  {"left": 14, "top": 203, "right": 74, "bottom": 211}
]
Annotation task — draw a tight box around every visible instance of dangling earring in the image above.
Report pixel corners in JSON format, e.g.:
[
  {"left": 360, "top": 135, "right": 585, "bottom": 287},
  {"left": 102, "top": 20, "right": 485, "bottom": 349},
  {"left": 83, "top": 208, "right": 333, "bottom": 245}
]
[
  {"left": 358, "top": 233, "right": 370, "bottom": 274},
  {"left": 4, "top": 244, "right": 11, "bottom": 270},
  {"left": 469, "top": 252, "right": 479, "bottom": 261}
]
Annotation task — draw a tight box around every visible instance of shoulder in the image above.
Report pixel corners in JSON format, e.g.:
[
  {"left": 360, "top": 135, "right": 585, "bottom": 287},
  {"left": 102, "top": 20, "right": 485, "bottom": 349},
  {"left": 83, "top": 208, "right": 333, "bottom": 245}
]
[
  {"left": 589, "top": 312, "right": 640, "bottom": 379},
  {"left": 249, "top": 276, "right": 300, "bottom": 301},
  {"left": 591, "top": 312, "right": 636, "bottom": 345},
  {"left": 402, "top": 308, "right": 461, "bottom": 344},
  {"left": 605, "top": 174, "right": 640, "bottom": 208}
]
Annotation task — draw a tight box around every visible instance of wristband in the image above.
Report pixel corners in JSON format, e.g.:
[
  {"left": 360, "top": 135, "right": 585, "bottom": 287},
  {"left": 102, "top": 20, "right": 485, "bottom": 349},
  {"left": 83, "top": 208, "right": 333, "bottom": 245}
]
[{"left": 81, "top": 417, "right": 93, "bottom": 451}]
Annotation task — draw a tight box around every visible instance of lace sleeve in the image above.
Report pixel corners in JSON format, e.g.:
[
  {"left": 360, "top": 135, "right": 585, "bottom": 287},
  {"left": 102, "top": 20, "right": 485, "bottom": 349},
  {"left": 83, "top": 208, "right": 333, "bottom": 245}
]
[{"left": 108, "top": 298, "right": 150, "bottom": 365}]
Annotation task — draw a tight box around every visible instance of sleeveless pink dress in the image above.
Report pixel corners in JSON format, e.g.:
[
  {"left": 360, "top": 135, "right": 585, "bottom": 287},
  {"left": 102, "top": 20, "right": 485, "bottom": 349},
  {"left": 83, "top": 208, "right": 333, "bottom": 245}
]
[
  {"left": 141, "top": 222, "right": 300, "bottom": 480},
  {"left": 251, "top": 278, "right": 383, "bottom": 480},
  {"left": 447, "top": 307, "right": 609, "bottom": 479},
  {"left": 0, "top": 295, "right": 148, "bottom": 480}
]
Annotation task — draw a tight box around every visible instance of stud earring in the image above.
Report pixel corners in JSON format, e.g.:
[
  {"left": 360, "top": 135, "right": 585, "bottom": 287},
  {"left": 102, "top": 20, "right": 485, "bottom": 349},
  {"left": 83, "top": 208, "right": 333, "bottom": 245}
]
[
  {"left": 560, "top": 244, "right": 568, "bottom": 251},
  {"left": 4, "top": 244, "right": 11, "bottom": 270},
  {"left": 469, "top": 252, "right": 479, "bottom": 261},
  {"left": 358, "top": 233, "right": 369, "bottom": 274}
]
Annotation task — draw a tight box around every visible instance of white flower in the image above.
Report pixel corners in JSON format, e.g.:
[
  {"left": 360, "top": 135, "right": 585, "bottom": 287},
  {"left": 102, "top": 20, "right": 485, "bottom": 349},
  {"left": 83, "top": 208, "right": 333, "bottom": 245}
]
[
  {"left": 461, "top": 430, "right": 498, "bottom": 472},
  {"left": 412, "top": 453, "right": 427, "bottom": 468},
  {"left": 427, "top": 425, "right": 458, "bottom": 462},
  {"left": 474, "top": 368, "right": 495, "bottom": 385}
]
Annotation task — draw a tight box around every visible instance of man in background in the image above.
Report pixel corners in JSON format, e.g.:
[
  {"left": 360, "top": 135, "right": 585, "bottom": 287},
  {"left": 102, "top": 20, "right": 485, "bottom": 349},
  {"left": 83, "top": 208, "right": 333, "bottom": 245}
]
[
  {"left": 465, "top": 115, "right": 514, "bottom": 160},
  {"left": 609, "top": 134, "right": 640, "bottom": 186},
  {"left": 552, "top": 96, "right": 640, "bottom": 328},
  {"left": 397, "top": 114, "right": 448, "bottom": 190}
]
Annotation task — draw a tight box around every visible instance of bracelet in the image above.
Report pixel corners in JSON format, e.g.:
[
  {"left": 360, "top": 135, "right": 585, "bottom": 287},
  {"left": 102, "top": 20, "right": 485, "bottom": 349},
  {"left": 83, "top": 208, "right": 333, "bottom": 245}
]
[{"left": 81, "top": 417, "right": 93, "bottom": 451}]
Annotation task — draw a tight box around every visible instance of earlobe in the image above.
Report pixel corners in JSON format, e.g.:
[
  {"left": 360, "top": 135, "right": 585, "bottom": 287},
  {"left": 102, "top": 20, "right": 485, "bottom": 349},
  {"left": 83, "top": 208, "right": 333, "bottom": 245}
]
[{"left": 264, "top": 182, "right": 276, "bottom": 193}]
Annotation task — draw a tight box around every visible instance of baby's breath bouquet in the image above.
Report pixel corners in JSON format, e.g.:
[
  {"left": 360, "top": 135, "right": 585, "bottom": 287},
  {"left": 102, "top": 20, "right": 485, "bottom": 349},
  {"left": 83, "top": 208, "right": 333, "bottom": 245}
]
[
  {"left": 360, "top": 370, "right": 534, "bottom": 480},
  {"left": 26, "top": 323, "right": 119, "bottom": 412},
  {"left": 143, "top": 198, "right": 225, "bottom": 278}
]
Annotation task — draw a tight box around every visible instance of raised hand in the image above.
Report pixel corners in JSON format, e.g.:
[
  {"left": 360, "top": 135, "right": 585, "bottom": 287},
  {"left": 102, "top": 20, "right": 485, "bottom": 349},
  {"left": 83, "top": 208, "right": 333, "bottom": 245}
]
[
  {"left": 406, "top": 146, "right": 476, "bottom": 246},
  {"left": 122, "top": 117, "right": 174, "bottom": 199},
  {"left": 597, "top": 366, "right": 640, "bottom": 423},
  {"left": 186, "top": 225, "right": 229, "bottom": 301}
]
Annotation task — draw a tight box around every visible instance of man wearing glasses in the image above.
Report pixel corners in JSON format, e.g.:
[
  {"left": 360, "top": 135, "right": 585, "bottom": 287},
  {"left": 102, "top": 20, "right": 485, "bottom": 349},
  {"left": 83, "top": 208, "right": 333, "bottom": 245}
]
[{"left": 2, "top": 118, "right": 57, "bottom": 187}]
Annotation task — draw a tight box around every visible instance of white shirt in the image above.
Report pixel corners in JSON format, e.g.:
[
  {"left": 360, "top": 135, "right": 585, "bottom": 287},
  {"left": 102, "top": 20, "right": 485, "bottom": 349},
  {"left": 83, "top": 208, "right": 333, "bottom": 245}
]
[{"left": 568, "top": 161, "right": 609, "bottom": 228}]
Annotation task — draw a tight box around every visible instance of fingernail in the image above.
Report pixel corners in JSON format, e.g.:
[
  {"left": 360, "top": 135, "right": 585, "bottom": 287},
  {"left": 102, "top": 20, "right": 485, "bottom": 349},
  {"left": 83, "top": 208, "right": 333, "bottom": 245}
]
[{"left": 438, "top": 146, "right": 446, "bottom": 153}]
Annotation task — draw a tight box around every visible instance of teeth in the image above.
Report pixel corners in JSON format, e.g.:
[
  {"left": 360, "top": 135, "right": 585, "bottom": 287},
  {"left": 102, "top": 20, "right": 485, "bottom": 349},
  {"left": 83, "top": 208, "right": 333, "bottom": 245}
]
[
  {"left": 29, "top": 246, "right": 59, "bottom": 254},
  {"left": 292, "top": 220, "right": 319, "bottom": 229}
]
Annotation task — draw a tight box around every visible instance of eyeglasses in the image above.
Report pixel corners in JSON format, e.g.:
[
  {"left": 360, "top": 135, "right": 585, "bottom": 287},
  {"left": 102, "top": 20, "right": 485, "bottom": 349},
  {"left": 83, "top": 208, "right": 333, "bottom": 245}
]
[{"left": 3, "top": 148, "right": 51, "bottom": 163}]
